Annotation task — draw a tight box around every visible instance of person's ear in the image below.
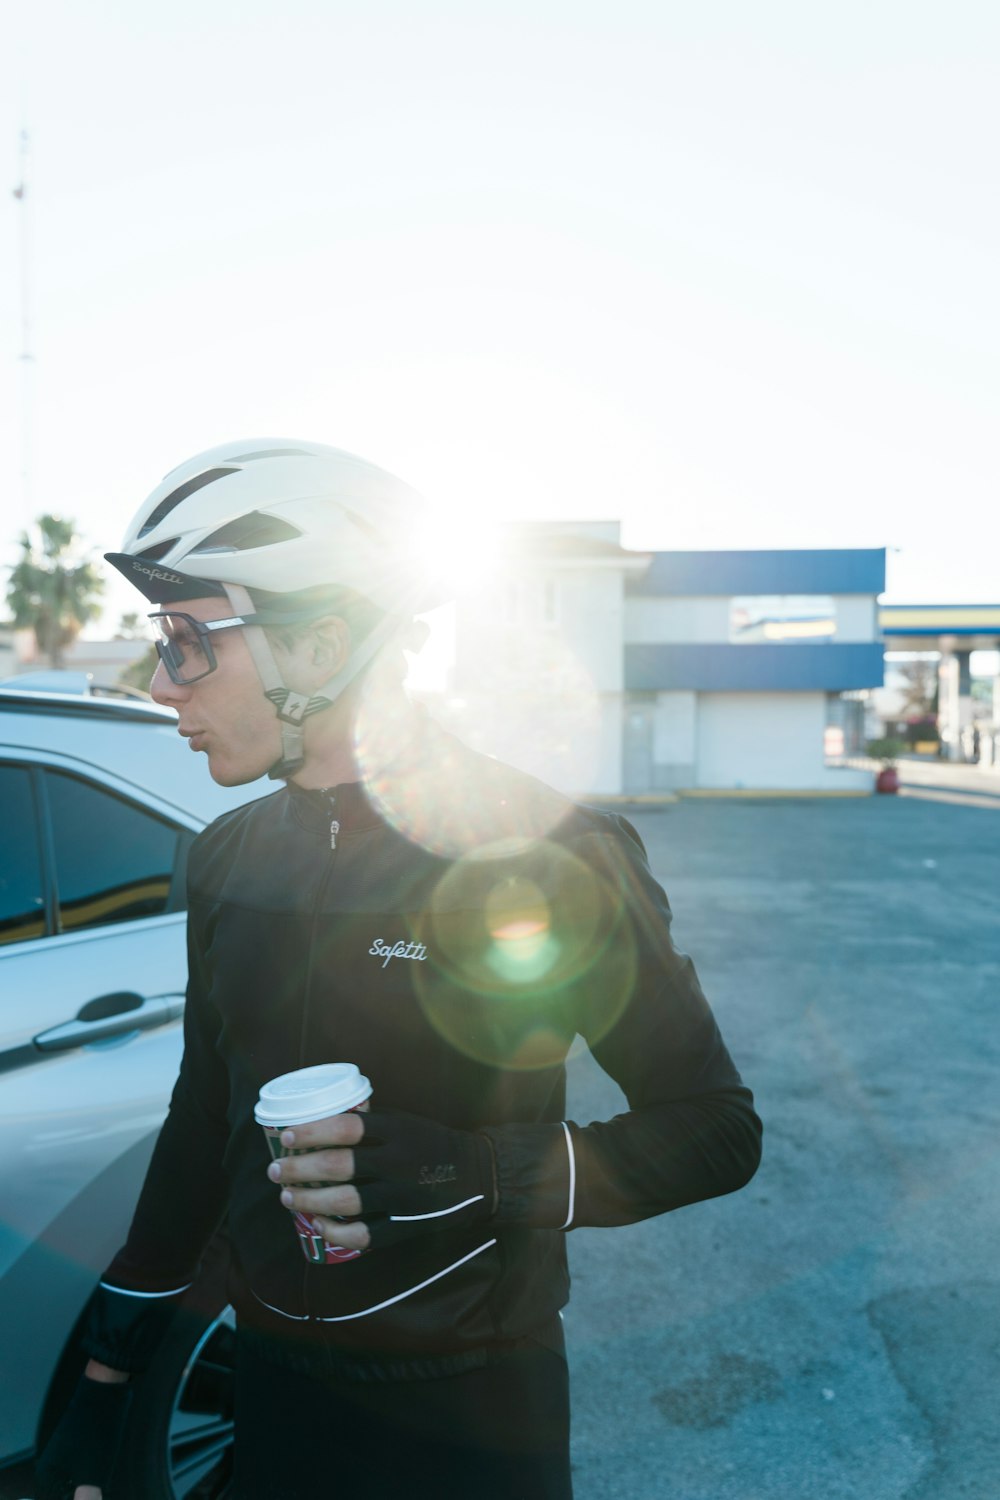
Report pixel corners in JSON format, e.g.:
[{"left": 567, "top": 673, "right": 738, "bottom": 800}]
[
  {"left": 276, "top": 615, "right": 351, "bottom": 689},
  {"left": 308, "top": 616, "right": 351, "bottom": 677}
]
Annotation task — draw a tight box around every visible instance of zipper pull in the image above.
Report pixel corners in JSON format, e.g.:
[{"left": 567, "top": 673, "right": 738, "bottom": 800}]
[{"left": 330, "top": 817, "right": 340, "bottom": 851}]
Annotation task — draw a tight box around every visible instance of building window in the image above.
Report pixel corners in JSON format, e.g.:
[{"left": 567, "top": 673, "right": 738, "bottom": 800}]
[{"left": 730, "top": 596, "right": 836, "bottom": 643}]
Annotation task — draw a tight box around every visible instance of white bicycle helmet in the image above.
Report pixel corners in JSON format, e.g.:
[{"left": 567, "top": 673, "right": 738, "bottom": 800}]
[
  {"left": 106, "top": 439, "right": 445, "bottom": 776},
  {"left": 106, "top": 438, "right": 440, "bottom": 608}
]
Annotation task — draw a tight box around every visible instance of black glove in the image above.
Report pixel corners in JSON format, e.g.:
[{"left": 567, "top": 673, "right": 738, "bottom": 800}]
[
  {"left": 34, "top": 1374, "right": 132, "bottom": 1500},
  {"left": 352, "top": 1110, "right": 496, "bottom": 1249}
]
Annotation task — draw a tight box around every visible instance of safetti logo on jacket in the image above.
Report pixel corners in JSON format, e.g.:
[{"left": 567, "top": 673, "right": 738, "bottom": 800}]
[{"left": 369, "top": 938, "right": 429, "bottom": 968}]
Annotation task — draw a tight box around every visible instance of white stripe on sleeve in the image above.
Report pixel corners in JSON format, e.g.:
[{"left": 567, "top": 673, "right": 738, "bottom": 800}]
[
  {"left": 389, "top": 1194, "right": 485, "bottom": 1223},
  {"left": 99, "top": 1282, "right": 191, "bottom": 1299},
  {"left": 317, "top": 1239, "right": 498, "bottom": 1321},
  {"left": 248, "top": 1240, "right": 499, "bottom": 1325},
  {"left": 559, "top": 1121, "right": 576, "bottom": 1230}
]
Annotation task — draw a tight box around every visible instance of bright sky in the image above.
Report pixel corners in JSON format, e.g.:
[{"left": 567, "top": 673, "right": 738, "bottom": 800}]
[{"left": 3, "top": 0, "right": 999, "bottom": 637}]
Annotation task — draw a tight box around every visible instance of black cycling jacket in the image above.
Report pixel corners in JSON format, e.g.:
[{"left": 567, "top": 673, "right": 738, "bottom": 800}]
[{"left": 85, "top": 720, "right": 761, "bottom": 1375}]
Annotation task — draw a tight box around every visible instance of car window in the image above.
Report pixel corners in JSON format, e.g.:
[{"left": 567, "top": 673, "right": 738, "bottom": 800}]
[
  {"left": 44, "top": 769, "right": 187, "bottom": 932},
  {"left": 0, "top": 764, "right": 46, "bottom": 946}
]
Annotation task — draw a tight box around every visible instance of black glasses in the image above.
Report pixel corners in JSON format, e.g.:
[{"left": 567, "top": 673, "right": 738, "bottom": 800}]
[{"left": 148, "top": 609, "right": 320, "bottom": 685}]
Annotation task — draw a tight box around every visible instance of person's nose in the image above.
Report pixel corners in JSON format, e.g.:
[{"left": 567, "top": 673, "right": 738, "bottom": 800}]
[{"left": 150, "top": 658, "right": 193, "bottom": 708}]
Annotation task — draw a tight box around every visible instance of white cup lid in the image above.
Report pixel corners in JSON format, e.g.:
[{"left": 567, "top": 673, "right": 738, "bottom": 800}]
[{"left": 254, "top": 1063, "right": 372, "bottom": 1126}]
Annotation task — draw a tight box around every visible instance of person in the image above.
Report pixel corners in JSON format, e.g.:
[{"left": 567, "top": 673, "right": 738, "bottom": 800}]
[{"left": 35, "top": 439, "right": 762, "bottom": 1500}]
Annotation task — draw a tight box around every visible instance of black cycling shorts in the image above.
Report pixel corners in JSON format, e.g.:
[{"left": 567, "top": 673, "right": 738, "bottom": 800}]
[{"left": 232, "top": 1321, "right": 573, "bottom": 1500}]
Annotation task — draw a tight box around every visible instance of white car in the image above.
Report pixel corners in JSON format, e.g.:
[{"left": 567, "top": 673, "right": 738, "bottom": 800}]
[{"left": 0, "top": 684, "right": 268, "bottom": 1498}]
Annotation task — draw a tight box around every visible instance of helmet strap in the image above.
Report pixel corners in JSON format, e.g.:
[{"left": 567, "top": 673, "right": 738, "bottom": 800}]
[
  {"left": 305, "top": 610, "right": 407, "bottom": 713},
  {"left": 223, "top": 583, "right": 414, "bottom": 781},
  {"left": 223, "top": 583, "right": 308, "bottom": 777}
]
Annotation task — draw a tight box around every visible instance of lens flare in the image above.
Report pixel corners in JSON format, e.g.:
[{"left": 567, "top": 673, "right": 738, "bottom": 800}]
[
  {"left": 483, "top": 877, "right": 558, "bottom": 983},
  {"left": 411, "top": 838, "right": 638, "bottom": 1070},
  {"left": 443, "top": 621, "right": 602, "bottom": 798},
  {"left": 354, "top": 685, "right": 573, "bottom": 857}
]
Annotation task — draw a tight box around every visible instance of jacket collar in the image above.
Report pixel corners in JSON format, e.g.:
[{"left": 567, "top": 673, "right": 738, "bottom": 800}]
[{"left": 287, "top": 778, "right": 383, "bottom": 834}]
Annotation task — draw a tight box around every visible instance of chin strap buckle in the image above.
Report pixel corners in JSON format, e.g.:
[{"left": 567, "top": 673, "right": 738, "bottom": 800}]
[
  {"left": 268, "top": 718, "right": 307, "bottom": 780},
  {"left": 265, "top": 688, "right": 312, "bottom": 725}
]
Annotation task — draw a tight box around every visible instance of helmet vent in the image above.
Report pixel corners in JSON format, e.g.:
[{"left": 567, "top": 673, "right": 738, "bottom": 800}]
[
  {"left": 136, "top": 539, "right": 179, "bottom": 562},
  {"left": 138, "top": 467, "right": 240, "bottom": 538},
  {"left": 191, "top": 512, "right": 303, "bottom": 554}
]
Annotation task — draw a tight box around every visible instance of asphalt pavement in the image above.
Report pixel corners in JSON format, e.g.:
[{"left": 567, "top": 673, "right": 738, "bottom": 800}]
[
  {"left": 5, "top": 783, "right": 998, "bottom": 1499},
  {"left": 565, "top": 787, "right": 1000, "bottom": 1499}
]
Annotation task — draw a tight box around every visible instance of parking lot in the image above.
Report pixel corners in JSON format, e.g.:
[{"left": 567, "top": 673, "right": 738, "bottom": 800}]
[
  {"left": 566, "top": 788, "right": 1000, "bottom": 1499},
  {"left": 4, "top": 785, "right": 998, "bottom": 1499}
]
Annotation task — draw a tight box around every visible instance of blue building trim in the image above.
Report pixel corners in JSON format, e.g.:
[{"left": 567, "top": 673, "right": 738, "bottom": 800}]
[
  {"left": 882, "top": 627, "right": 1000, "bottom": 638},
  {"left": 625, "top": 642, "right": 885, "bottom": 692},
  {"left": 629, "top": 549, "right": 886, "bottom": 597}
]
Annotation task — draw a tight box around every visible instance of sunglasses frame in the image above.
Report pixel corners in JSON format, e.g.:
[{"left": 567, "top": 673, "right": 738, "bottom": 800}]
[{"left": 148, "top": 608, "right": 327, "bottom": 685}]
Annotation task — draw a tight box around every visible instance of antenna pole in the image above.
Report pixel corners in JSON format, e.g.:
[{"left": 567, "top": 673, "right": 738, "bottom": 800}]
[{"left": 13, "top": 127, "right": 34, "bottom": 522}]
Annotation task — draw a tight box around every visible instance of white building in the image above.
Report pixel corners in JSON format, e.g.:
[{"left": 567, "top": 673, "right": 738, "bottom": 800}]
[
  {"left": 2, "top": 632, "right": 151, "bottom": 690},
  {"left": 451, "top": 523, "right": 883, "bottom": 796}
]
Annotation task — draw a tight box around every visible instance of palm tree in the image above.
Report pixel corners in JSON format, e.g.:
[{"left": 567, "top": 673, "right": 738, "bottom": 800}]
[
  {"left": 115, "top": 611, "right": 147, "bottom": 640},
  {"left": 6, "top": 515, "right": 106, "bottom": 668}
]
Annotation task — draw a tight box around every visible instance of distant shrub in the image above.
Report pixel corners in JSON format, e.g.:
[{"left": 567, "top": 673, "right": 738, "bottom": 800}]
[{"left": 866, "top": 737, "right": 907, "bottom": 763}]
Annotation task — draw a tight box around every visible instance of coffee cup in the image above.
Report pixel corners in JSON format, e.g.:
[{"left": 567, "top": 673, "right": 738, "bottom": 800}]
[{"left": 255, "top": 1062, "right": 372, "bottom": 1265}]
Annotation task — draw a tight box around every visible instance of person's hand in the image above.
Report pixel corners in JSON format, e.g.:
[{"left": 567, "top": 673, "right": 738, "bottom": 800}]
[
  {"left": 34, "top": 1367, "right": 131, "bottom": 1500},
  {"left": 267, "top": 1108, "right": 496, "bottom": 1251}
]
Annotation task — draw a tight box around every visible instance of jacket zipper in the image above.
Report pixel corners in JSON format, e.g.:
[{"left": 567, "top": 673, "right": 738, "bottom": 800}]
[{"left": 299, "top": 789, "right": 341, "bottom": 1321}]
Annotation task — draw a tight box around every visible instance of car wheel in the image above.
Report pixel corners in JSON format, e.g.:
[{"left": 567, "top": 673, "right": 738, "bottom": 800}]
[{"left": 110, "top": 1300, "right": 235, "bottom": 1500}]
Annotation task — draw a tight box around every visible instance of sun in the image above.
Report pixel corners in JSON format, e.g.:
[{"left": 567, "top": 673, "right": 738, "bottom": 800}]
[
  {"left": 402, "top": 503, "right": 504, "bottom": 694},
  {"left": 415, "top": 501, "right": 503, "bottom": 607}
]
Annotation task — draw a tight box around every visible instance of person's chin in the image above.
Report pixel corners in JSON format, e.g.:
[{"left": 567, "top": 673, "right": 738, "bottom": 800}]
[{"left": 206, "top": 752, "right": 270, "bottom": 787}]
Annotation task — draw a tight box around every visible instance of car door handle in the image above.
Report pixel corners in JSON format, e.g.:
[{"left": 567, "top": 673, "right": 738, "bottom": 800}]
[{"left": 33, "top": 991, "right": 185, "bottom": 1052}]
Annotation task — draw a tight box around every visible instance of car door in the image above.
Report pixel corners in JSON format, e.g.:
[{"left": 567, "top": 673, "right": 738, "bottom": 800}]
[{"left": 0, "top": 752, "right": 201, "bottom": 1461}]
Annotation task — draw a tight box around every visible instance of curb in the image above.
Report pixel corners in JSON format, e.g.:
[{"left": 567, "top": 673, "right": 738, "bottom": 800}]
[
  {"left": 584, "top": 788, "right": 874, "bottom": 804},
  {"left": 586, "top": 792, "right": 679, "bottom": 806},
  {"left": 674, "top": 788, "right": 872, "bottom": 799}
]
